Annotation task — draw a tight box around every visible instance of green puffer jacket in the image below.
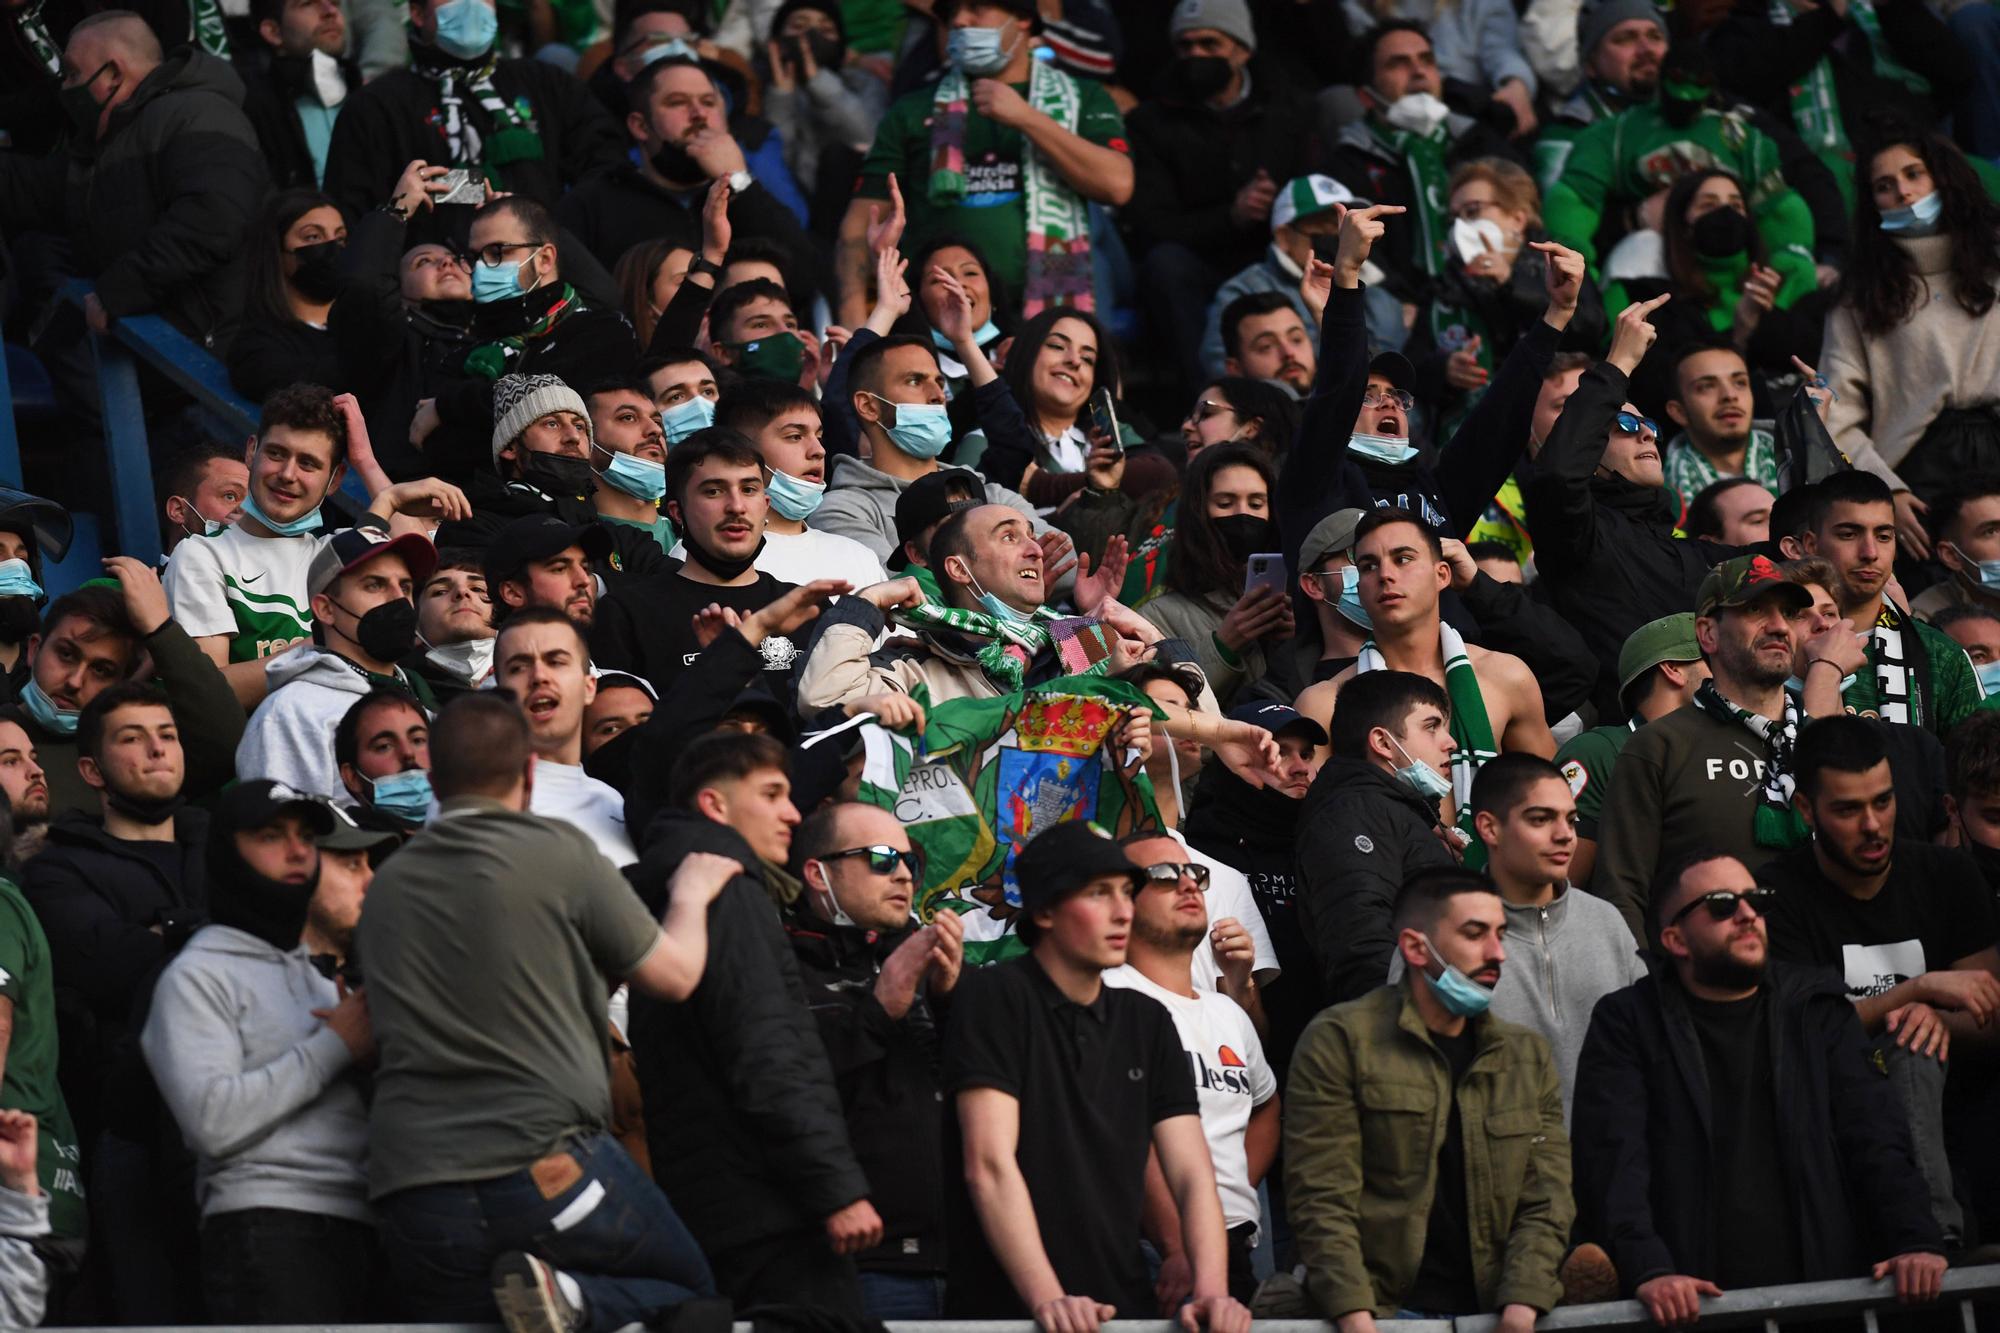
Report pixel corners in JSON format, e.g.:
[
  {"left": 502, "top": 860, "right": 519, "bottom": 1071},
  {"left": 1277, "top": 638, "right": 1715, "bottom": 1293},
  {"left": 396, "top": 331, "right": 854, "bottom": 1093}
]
[{"left": 1284, "top": 982, "right": 1573, "bottom": 1319}]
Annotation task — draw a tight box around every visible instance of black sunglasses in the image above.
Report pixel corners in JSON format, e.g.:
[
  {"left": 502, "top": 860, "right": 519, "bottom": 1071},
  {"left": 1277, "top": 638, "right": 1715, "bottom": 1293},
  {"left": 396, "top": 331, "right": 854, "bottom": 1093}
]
[
  {"left": 1668, "top": 888, "right": 1776, "bottom": 927},
  {"left": 820, "top": 844, "right": 925, "bottom": 878},
  {"left": 1141, "top": 862, "right": 1211, "bottom": 890}
]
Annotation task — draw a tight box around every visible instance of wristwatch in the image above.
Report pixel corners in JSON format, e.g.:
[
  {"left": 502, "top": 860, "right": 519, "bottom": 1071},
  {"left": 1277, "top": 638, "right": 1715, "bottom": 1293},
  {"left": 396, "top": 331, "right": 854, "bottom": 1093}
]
[
  {"left": 686, "top": 254, "right": 724, "bottom": 281},
  {"left": 726, "top": 169, "right": 754, "bottom": 194}
]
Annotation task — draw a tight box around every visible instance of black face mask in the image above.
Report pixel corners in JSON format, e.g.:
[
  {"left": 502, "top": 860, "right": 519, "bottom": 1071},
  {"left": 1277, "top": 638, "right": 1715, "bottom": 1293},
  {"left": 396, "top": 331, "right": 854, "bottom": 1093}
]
[
  {"left": 1213, "top": 513, "right": 1274, "bottom": 562},
  {"left": 783, "top": 30, "right": 844, "bottom": 71},
  {"left": 1660, "top": 83, "right": 1708, "bottom": 128},
  {"left": 106, "top": 785, "right": 187, "bottom": 827},
  {"left": 339, "top": 598, "right": 419, "bottom": 663},
  {"left": 60, "top": 62, "right": 111, "bottom": 137},
  {"left": 651, "top": 140, "right": 705, "bottom": 184},
  {"left": 289, "top": 239, "right": 346, "bottom": 303},
  {"left": 1690, "top": 207, "right": 1753, "bottom": 259},
  {"left": 0, "top": 597, "right": 40, "bottom": 647},
  {"left": 1165, "top": 55, "right": 1234, "bottom": 102},
  {"left": 1966, "top": 836, "right": 2000, "bottom": 891},
  {"left": 207, "top": 836, "right": 320, "bottom": 952},
  {"left": 682, "top": 531, "right": 766, "bottom": 581},
  {"left": 521, "top": 452, "right": 600, "bottom": 499}
]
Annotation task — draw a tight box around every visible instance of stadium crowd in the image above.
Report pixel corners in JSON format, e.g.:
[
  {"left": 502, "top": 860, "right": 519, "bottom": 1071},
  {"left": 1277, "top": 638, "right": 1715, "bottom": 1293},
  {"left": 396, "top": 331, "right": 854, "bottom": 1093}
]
[{"left": 1, "top": 0, "right": 2000, "bottom": 1327}]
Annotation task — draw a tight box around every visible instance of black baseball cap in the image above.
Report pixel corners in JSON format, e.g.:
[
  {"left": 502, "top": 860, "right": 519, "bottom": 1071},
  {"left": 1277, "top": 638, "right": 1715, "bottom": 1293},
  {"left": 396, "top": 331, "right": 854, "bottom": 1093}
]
[
  {"left": 891, "top": 468, "right": 984, "bottom": 570},
  {"left": 213, "top": 779, "right": 338, "bottom": 837},
  {"left": 1368, "top": 351, "right": 1416, "bottom": 395},
  {"left": 321, "top": 802, "right": 403, "bottom": 853},
  {"left": 484, "top": 514, "right": 615, "bottom": 589},
  {"left": 1228, "top": 698, "right": 1329, "bottom": 747},
  {"left": 938, "top": 0, "right": 1039, "bottom": 27},
  {"left": 1014, "top": 821, "right": 1143, "bottom": 921}
]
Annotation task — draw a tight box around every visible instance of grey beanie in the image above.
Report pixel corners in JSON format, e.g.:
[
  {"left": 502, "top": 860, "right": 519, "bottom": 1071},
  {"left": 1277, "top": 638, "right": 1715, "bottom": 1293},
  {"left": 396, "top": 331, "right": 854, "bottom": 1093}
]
[
  {"left": 491, "top": 373, "right": 592, "bottom": 468},
  {"left": 1171, "top": 0, "right": 1256, "bottom": 53},
  {"left": 1576, "top": 0, "right": 1666, "bottom": 63}
]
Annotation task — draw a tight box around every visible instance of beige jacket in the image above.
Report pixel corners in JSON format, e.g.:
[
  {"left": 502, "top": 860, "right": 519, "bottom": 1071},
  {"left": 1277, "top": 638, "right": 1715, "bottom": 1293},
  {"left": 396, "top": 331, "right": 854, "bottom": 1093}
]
[{"left": 1821, "top": 233, "right": 2000, "bottom": 489}]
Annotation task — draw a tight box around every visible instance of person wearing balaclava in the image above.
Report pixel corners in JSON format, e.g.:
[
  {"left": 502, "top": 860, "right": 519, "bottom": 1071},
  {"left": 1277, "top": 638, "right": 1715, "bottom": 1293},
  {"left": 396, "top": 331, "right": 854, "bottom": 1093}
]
[
  {"left": 140, "top": 780, "right": 380, "bottom": 1323},
  {"left": 237, "top": 530, "right": 439, "bottom": 802},
  {"left": 319, "top": 0, "right": 626, "bottom": 220},
  {"left": 0, "top": 489, "right": 72, "bottom": 708},
  {"left": 436, "top": 372, "right": 672, "bottom": 582}
]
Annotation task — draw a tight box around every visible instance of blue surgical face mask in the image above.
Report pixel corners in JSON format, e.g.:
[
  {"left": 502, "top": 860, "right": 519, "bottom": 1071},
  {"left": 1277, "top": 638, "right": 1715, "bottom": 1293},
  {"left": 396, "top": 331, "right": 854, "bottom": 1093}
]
[
  {"left": 1334, "top": 563, "right": 1372, "bottom": 629},
  {"left": 765, "top": 468, "right": 825, "bottom": 521},
  {"left": 367, "top": 768, "right": 434, "bottom": 824},
  {"left": 433, "top": 0, "right": 497, "bottom": 60},
  {"left": 964, "top": 571, "right": 1030, "bottom": 622},
  {"left": 1388, "top": 731, "right": 1453, "bottom": 801},
  {"left": 1422, "top": 934, "right": 1495, "bottom": 1017},
  {"left": 1980, "top": 660, "right": 2000, "bottom": 697},
  {"left": 1348, "top": 431, "right": 1418, "bottom": 465},
  {"left": 1785, "top": 669, "right": 1859, "bottom": 696},
  {"left": 1949, "top": 542, "right": 2000, "bottom": 592},
  {"left": 932, "top": 320, "right": 999, "bottom": 354},
  {"left": 21, "top": 678, "right": 77, "bottom": 736},
  {"left": 239, "top": 484, "right": 323, "bottom": 538},
  {"left": 0, "top": 560, "right": 42, "bottom": 602},
  {"left": 947, "top": 24, "right": 1016, "bottom": 76},
  {"left": 869, "top": 394, "right": 953, "bottom": 459},
  {"left": 596, "top": 445, "right": 667, "bottom": 502},
  {"left": 1879, "top": 189, "right": 1943, "bottom": 236},
  {"left": 471, "top": 257, "right": 532, "bottom": 304},
  {"left": 661, "top": 395, "right": 716, "bottom": 444}
]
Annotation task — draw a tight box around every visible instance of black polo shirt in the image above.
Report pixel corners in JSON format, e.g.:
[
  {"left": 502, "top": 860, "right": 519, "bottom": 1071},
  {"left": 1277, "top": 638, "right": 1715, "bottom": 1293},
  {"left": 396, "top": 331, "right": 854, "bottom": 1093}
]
[{"left": 942, "top": 953, "right": 1199, "bottom": 1317}]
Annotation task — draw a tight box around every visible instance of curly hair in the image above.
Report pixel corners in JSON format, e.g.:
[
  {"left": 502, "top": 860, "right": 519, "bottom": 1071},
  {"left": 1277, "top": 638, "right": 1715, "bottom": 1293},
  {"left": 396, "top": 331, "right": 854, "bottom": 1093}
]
[
  {"left": 1839, "top": 126, "right": 2000, "bottom": 339},
  {"left": 256, "top": 382, "right": 349, "bottom": 464}
]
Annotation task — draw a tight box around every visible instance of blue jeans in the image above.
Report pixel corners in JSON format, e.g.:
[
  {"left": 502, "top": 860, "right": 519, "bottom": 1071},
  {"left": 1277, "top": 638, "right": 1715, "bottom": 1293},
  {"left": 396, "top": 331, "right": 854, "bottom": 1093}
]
[
  {"left": 376, "top": 1132, "right": 715, "bottom": 1331},
  {"left": 859, "top": 1271, "right": 946, "bottom": 1319}
]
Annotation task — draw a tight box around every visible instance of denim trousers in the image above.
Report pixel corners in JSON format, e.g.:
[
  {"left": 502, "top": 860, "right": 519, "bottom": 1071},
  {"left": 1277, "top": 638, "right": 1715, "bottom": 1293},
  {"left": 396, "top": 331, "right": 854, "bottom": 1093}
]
[
  {"left": 859, "top": 1271, "right": 947, "bottom": 1319},
  {"left": 376, "top": 1132, "right": 715, "bottom": 1331}
]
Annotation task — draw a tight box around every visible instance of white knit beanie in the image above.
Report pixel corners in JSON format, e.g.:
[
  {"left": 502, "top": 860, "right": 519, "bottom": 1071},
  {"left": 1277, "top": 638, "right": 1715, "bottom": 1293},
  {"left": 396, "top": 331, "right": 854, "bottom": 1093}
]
[{"left": 491, "top": 373, "right": 592, "bottom": 468}]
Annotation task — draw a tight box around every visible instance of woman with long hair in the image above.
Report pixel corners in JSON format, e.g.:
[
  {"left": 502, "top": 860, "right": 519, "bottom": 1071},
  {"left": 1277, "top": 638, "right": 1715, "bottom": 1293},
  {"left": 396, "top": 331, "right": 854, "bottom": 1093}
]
[
  {"left": 226, "top": 188, "right": 347, "bottom": 400},
  {"left": 1824, "top": 128, "right": 2000, "bottom": 556},
  {"left": 1180, "top": 375, "right": 1301, "bottom": 465},
  {"left": 1139, "top": 443, "right": 1291, "bottom": 706},
  {"left": 613, "top": 238, "right": 696, "bottom": 349}
]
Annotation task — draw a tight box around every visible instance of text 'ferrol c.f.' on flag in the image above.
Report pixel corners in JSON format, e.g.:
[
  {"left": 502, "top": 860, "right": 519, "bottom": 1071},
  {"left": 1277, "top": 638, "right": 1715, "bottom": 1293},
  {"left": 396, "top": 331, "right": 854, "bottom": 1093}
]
[{"left": 855, "top": 677, "right": 1165, "bottom": 965}]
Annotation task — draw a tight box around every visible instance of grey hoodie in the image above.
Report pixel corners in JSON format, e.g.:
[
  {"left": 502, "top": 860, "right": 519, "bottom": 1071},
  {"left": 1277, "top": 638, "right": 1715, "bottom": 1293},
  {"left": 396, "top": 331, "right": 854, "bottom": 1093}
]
[
  {"left": 141, "top": 925, "right": 370, "bottom": 1222},
  {"left": 1391, "top": 885, "right": 1645, "bottom": 1122},
  {"left": 0, "top": 1186, "right": 48, "bottom": 1326},
  {"left": 815, "top": 453, "right": 1060, "bottom": 571},
  {"left": 236, "top": 645, "right": 389, "bottom": 800}
]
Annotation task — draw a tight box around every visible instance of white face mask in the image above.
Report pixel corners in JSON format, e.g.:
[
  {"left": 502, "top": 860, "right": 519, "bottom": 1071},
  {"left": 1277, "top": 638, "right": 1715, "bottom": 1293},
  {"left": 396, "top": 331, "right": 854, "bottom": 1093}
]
[
  {"left": 1381, "top": 90, "right": 1451, "bottom": 137},
  {"left": 1452, "top": 215, "right": 1506, "bottom": 266}
]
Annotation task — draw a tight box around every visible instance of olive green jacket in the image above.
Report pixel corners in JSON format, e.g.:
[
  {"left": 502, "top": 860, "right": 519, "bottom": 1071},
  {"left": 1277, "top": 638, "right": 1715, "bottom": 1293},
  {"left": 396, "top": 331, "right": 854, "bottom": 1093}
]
[{"left": 1283, "top": 981, "right": 1572, "bottom": 1319}]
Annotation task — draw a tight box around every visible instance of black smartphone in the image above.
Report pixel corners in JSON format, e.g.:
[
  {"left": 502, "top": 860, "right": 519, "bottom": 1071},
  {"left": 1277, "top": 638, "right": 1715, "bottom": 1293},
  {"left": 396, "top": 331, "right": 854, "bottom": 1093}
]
[
  {"left": 1088, "top": 388, "right": 1123, "bottom": 453},
  {"left": 1310, "top": 233, "right": 1341, "bottom": 264}
]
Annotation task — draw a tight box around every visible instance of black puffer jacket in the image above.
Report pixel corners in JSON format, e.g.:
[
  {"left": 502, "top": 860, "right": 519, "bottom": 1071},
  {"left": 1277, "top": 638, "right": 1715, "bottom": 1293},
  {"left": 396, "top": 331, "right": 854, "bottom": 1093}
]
[
  {"left": 1293, "top": 756, "right": 1454, "bottom": 1005},
  {"left": 321, "top": 44, "right": 625, "bottom": 216},
  {"left": 0, "top": 46, "right": 266, "bottom": 343},
  {"left": 1572, "top": 959, "right": 1942, "bottom": 1291},
  {"left": 233, "top": 47, "right": 362, "bottom": 189},
  {"left": 627, "top": 812, "right": 872, "bottom": 1255},
  {"left": 785, "top": 904, "right": 948, "bottom": 1275},
  {"left": 1520, "top": 362, "right": 1740, "bottom": 719}
]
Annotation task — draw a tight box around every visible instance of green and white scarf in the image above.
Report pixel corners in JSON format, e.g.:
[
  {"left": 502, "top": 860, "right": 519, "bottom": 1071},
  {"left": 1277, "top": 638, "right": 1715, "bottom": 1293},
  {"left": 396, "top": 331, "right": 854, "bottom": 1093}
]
[
  {"left": 1355, "top": 622, "right": 1498, "bottom": 848},
  {"left": 1864, "top": 600, "right": 1925, "bottom": 727},
  {"left": 418, "top": 51, "right": 541, "bottom": 178},
  {"left": 1379, "top": 117, "right": 1485, "bottom": 434},
  {"left": 189, "top": 0, "right": 229, "bottom": 55},
  {"left": 929, "top": 60, "right": 1094, "bottom": 316},
  {"left": 1693, "top": 678, "right": 1809, "bottom": 848},
  {"left": 1663, "top": 428, "right": 1781, "bottom": 507},
  {"left": 898, "top": 599, "right": 1118, "bottom": 692},
  {"left": 1776, "top": 0, "right": 1928, "bottom": 206}
]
